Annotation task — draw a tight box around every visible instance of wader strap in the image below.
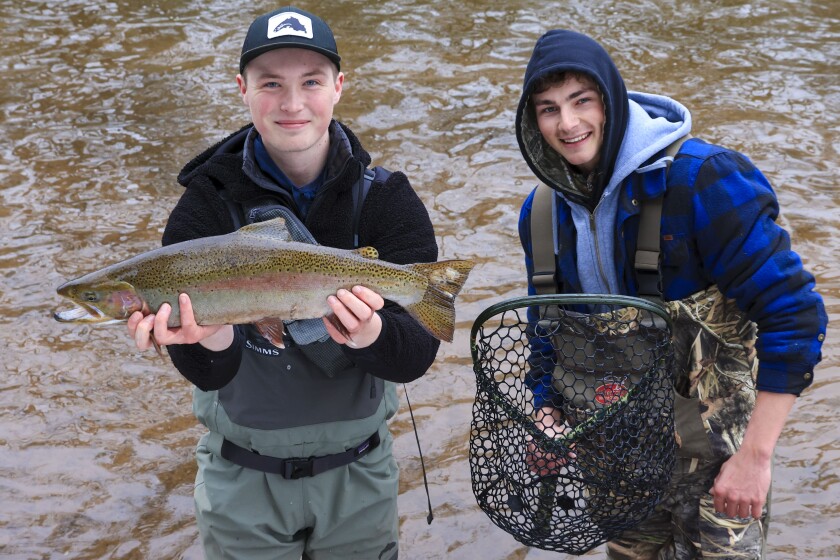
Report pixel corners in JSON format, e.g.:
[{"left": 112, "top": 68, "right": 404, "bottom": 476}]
[
  {"left": 221, "top": 431, "right": 381, "bottom": 479},
  {"left": 531, "top": 184, "right": 558, "bottom": 295},
  {"left": 635, "top": 195, "right": 663, "bottom": 296},
  {"left": 634, "top": 134, "right": 692, "bottom": 297},
  {"left": 352, "top": 166, "right": 376, "bottom": 249}
]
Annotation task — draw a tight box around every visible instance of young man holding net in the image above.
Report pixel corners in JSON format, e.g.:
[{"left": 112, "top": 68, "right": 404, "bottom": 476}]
[{"left": 515, "top": 29, "right": 827, "bottom": 558}]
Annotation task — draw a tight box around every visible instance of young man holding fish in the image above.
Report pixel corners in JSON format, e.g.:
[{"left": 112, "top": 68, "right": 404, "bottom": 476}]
[
  {"left": 515, "top": 30, "right": 826, "bottom": 558},
  {"left": 124, "top": 7, "right": 449, "bottom": 559}
]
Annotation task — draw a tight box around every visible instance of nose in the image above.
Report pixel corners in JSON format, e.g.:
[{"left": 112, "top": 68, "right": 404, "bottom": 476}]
[
  {"left": 280, "top": 87, "right": 303, "bottom": 113},
  {"left": 558, "top": 109, "right": 579, "bottom": 131}
]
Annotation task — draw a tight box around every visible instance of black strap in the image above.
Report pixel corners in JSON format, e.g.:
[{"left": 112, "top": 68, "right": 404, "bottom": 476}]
[
  {"left": 351, "top": 165, "right": 375, "bottom": 248},
  {"left": 221, "top": 432, "right": 380, "bottom": 479},
  {"left": 218, "top": 164, "right": 376, "bottom": 250},
  {"left": 218, "top": 188, "right": 244, "bottom": 231},
  {"left": 635, "top": 194, "right": 663, "bottom": 296}
]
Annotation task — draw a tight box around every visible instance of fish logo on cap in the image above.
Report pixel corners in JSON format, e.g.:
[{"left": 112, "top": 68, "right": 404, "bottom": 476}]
[{"left": 267, "top": 12, "right": 313, "bottom": 40}]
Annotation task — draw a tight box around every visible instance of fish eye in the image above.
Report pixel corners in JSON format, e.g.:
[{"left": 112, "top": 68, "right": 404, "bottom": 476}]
[{"left": 83, "top": 291, "right": 99, "bottom": 302}]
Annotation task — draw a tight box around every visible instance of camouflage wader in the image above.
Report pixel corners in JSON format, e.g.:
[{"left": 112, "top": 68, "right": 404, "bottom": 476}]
[{"left": 607, "top": 285, "right": 767, "bottom": 560}]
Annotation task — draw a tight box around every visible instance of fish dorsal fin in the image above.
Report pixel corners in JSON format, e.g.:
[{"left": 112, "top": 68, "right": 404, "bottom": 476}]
[
  {"left": 237, "top": 217, "right": 292, "bottom": 242},
  {"left": 353, "top": 247, "right": 379, "bottom": 260},
  {"left": 255, "top": 318, "right": 286, "bottom": 349}
]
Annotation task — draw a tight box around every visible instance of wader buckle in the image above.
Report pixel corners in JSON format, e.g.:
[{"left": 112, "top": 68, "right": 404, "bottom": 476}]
[{"left": 283, "top": 458, "right": 315, "bottom": 479}]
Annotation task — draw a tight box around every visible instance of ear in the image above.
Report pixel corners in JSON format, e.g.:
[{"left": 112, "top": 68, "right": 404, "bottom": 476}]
[
  {"left": 333, "top": 71, "right": 344, "bottom": 105},
  {"left": 236, "top": 74, "right": 248, "bottom": 105}
]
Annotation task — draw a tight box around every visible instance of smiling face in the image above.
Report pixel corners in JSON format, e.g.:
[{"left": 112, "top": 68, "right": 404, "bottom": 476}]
[
  {"left": 237, "top": 48, "right": 343, "bottom": 167},
  {"left": 531, "top": 74, "right": 605, "bottom": 174}
]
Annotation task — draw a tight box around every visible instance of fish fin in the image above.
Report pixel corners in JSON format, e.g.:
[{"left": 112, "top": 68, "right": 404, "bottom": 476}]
[
  {"left": 254, "top": 317, "right": 286, "bottom": 348},
  {"left": 255, "top": 318, "right": 286, "bottom": 348},
  {"left": 325, "top": 313, "right": 352, "bottom": 340},
  {"left": 405, "top": 260, "right": 475, "bottom": 342},
  {"left": 237, "top": 217, "right": 292, "bottom": 242},
  {"left": 353, "top": 247, "right": 379, "bottom": 260},
  {"left": 150, "top": 332, "right": 165, "bottom": 358}
]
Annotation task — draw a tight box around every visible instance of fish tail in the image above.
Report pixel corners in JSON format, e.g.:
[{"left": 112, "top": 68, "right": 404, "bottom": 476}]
[{"left": 406, "top": 260, "right": 474, "bottom": 342}]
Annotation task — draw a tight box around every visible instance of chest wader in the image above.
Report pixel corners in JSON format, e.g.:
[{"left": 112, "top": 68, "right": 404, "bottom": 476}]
[
  {"left": 206, "top": 164, "right": 436, "bottom": 523},
  {"left": 608, "top": 143, "right": 763, "bottom": 559},
  {"left": 196, "top": 165, "right": 386, "bottom": 462}
]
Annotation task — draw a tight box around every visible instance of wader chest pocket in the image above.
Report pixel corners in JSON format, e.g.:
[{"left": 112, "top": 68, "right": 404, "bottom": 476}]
[{"left": 542, "top": 309, "right": 669, "bottom": 413}]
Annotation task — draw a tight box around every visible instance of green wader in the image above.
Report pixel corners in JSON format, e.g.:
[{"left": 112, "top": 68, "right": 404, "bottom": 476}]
[{"left": 191, "top": 341, "right": 401, "bottom": 560}]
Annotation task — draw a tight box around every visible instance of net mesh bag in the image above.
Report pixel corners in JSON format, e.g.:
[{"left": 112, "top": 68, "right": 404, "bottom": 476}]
[{"left": 469, "top": 295, "right": 676, "bottom": 554}]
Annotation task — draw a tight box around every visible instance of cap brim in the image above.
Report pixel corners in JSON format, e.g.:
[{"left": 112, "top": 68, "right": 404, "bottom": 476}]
[{"left": 240, "top": 43, "right": 341, "bottom": 73}]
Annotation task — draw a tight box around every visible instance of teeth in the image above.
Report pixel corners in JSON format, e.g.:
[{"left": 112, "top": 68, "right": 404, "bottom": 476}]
[{"left": 562, "top": 133, "right": 589, "bottom": 144}]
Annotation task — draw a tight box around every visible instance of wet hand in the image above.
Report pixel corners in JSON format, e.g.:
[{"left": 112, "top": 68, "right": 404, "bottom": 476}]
[
  {"left": 323, "top": 286, "right": 384, "bottom": 349},
  {"left": 710, "top": 448, "right": 771, "bottom": 520},
  {"left": 526, "top": 439, "right": 574, "bottom": 477},
  {"left": 126, "top": 293, "right": 230, "bottom": 351},
  {"left": 526, "top": 407, "right": 576, "bottom": 476}
]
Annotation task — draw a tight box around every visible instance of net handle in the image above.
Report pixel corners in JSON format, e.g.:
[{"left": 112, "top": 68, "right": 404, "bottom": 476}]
[{"left": 469, "top": 294, "right": 673, "bottom": 365}]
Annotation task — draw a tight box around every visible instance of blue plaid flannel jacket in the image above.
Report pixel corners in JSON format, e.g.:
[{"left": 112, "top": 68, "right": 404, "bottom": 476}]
[{"left": 519, "top": 138, "right": 827, "bottom": 407}]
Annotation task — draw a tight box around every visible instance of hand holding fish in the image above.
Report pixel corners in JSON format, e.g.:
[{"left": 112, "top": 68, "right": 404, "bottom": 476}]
[
  {"left": 127, "top": 293, "right": 232, "bottom": 352},
  {"left": 323, "top": 286, "right": 384, "bottom": 349}
]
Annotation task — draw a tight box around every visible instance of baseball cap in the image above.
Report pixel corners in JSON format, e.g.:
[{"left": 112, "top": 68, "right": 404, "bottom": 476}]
[{"left": 239, "top": 6, "right": 341, "bottom": 74}]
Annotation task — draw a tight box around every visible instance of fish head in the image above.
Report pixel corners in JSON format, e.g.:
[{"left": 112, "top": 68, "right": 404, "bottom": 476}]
[{"left": 54, "top": 279, "right": 145, "bottom": 324}]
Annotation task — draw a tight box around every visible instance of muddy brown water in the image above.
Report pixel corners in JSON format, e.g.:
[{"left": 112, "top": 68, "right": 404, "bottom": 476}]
[{"left": 1, "top": 1, "right": 838, "bottom": 558}]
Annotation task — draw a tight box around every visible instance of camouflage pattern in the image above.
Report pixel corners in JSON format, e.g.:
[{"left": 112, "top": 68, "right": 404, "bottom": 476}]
[
  {"left": 667, "top": 285, "right": 758, "bottom": 459},
  {"left": 606, "top": 457, "right": 767, "bottom": 559},
  {"left": 607, "top": 285, "right": 767, "bottom": 559}
]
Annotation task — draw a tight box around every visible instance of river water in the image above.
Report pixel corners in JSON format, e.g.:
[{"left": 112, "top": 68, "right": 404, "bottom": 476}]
[{"left": 1, "top": 0, "right": 837, "bottom": 558}]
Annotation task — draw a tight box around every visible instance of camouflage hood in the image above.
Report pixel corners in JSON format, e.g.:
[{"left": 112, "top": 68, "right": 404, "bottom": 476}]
[{"left": 515, "top": 30, "right": 629, "bottom": 210}]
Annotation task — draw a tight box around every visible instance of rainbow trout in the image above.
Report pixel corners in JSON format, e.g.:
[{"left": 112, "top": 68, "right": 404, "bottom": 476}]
[{"left": 54, "top": 218, "right": 474, "bottom": 343}]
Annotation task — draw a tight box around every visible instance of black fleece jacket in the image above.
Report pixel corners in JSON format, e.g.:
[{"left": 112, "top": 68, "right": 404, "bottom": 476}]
[{"left": 163, "top": 121, "right": 441, "bottom": 390}]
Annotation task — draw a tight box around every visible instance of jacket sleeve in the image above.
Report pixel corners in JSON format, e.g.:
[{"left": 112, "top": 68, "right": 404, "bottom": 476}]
[
  {"left": 342, "top": 171, "right": 442, "bottom": 383},
  {"left": 161, "top": 180, "right": 245, "bottom": 391},
  {"left": 690, "top": 150, "right": 827, "bottom": 395}
]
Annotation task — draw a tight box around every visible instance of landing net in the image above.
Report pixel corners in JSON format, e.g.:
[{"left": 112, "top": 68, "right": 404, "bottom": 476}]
[{"left": 469, "top": 295, "right": 676, "bottom": 554}]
